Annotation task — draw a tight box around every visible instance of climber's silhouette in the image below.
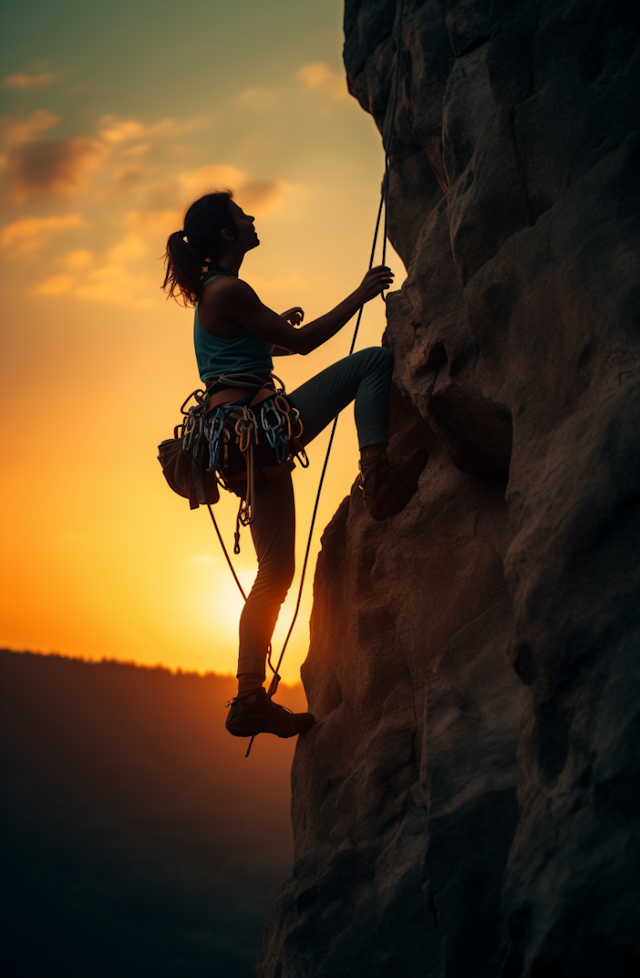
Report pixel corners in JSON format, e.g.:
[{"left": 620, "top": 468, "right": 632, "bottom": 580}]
[{"left": 163, "top": 192, "right": 427, "bottom": 738}]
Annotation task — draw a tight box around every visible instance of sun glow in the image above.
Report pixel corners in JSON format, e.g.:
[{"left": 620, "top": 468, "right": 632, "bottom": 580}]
[{"left": 0, "top": 0, "right": 403, "bottom": 683}]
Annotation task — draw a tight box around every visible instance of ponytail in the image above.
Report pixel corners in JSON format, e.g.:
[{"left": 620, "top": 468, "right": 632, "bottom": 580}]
[{"left": 162, "top": 190, "right": 237, "bottom": 306}]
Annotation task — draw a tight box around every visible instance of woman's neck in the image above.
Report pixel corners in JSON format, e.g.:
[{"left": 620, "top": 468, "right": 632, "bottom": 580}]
[{"left": 211, "top": 250, "right": 244, "bottom": 276}]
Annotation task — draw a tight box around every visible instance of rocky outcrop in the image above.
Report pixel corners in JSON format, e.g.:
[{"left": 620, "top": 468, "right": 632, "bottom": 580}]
[{"left": 257, "top": 2, "right": 640, "bottom": 976}]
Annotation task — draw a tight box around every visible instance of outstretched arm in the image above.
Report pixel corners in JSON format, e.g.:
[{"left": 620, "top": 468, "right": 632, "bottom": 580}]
[{"left": 211, "top": 267, "right": 394, "bottom": 356}]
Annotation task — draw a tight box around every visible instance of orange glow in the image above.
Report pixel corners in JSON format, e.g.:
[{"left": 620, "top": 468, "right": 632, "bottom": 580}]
[{"left": 0, "top": 12, "right": 404, "bottom": 683}]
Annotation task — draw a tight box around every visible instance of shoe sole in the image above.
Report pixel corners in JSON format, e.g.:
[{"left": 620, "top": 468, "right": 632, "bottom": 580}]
[{"left": 226, "top": 714, "right": 315, "bottom": 738}]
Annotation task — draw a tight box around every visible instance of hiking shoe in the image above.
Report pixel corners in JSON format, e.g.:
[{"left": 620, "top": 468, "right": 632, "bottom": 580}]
[
  {"left": 360, "top": 447, "right": 428, "bottom": 521},
  {"left": 225, "top": 688, "right": 315, "bottom": 738}
]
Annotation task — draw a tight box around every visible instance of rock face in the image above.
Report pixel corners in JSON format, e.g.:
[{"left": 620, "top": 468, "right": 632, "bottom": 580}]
[{"left": 256, "top": 2, "right": 640, "bottom": 976}]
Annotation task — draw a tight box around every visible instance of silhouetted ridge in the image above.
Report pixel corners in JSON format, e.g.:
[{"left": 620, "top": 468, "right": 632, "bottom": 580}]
[{"left": 0, "top": 649, "right": 305, "bottom": 978}]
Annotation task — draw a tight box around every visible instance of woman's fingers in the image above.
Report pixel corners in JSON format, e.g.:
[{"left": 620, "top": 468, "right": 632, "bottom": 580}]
[
  {"left": 280, "top": 306, "right": 305, "bottom": 325},
  {"left": 359, "top": 265, "right": 395, "bottom": 300}
]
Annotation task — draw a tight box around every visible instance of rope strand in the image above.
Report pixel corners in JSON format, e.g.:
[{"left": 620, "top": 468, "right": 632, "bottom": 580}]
[{"left": 207, "top": 504, "right": 246, "bottom": 600}]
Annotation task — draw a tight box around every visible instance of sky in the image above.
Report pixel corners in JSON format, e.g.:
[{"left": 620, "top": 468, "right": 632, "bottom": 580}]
[{"left": 0, "top": 0, "right": 401, "bottom": 682}]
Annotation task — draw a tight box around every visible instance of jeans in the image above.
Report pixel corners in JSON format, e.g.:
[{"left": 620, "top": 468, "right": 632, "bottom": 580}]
[{"left": 237, "top": 346, "right": 394, "bottom": 679}]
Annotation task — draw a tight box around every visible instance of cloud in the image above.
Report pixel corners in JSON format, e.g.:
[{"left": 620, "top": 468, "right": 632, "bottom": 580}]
[
  {"left": 4, "top": 136, "right": 106, "bottom": 205},
  {"left": 236, "top": 179, "right": 288, "bottom": 216},
  {"left": 0, "top": 213, "right": 82, "bottom": 253},
  {"left": 177, "top": 164, "right": 246, "bottom": 194},
  {"left": 296, "top": 62, "right": 350, "bottom": 101},
  {"left": 102, "top": 164, "right": 146, "bottom": 198},
  {"left": 97, "top": 114, "right": 200, "bottom": 144},
  {"left": 74, "top": 263, "right": 154, "bottom": 306},
  {"left": 126, "top": 206, "right": 183, "bottom": 242},
  {"left": 0, "top": 110, "right": 60, "bottom": 145},
  {"left": 121, "top": 142, "right": 151, "bottom": 158},
  {"left": 142, "top": 181, "right": 181, "bottom": 212},
  {"left": 62, "top": 248, "right": 93, "bottom": 271},
  {"left": 35, "top": 273, "right": 75, "bottom": 296},
  {"left": 98, "top": 116, "right": 146, "bottom": 144},
  {"left": 35, "top": 252, "right": 154, "bottom": 308},
  {"left": 1, "top": 72, "right": 57, "bottom": 90},
  {"left": 177, "top": 166, "right": 289, "bottom": 216},
  {"left": 107, "top": 233, "right": 147, "bottom": 261}
]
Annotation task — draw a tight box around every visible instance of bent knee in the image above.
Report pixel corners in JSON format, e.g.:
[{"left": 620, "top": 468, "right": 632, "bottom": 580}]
[{"left": 363, "top": 345, "right": 394, "bottom": 369}]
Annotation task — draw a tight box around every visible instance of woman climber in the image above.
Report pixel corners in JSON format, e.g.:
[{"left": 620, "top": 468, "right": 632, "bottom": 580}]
[{"left": 163, "top": 191, "right": 427, "bottom": 740}]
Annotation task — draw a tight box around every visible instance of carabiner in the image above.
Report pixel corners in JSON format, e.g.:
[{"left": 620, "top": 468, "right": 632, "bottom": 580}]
[{"left": 180, "top": 388, "right": 206, "bottom": 416}]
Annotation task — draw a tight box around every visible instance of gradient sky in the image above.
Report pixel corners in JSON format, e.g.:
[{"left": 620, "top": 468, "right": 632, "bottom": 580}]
[{"left": 0, "top": 0, "right": 401, "bottom": 681}]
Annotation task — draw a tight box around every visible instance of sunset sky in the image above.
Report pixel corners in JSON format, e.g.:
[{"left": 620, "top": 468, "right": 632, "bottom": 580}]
[{"left": 0, "top": 0, "right": 401, "bottom": 682}]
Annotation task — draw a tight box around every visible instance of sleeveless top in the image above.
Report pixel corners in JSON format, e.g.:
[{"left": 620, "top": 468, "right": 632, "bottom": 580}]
[{"left": 193, "top": 265, "right": 274, "bottom": 383}]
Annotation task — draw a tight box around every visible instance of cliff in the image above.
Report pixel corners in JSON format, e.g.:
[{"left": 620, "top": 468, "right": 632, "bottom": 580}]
[{"left": 256, "top": 2, "right": 640, "bottom": 976}]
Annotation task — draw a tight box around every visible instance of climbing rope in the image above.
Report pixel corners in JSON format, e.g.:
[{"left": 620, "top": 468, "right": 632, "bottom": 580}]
[{"left": 206, "top": 0, "right": 406, "bottom": 757}]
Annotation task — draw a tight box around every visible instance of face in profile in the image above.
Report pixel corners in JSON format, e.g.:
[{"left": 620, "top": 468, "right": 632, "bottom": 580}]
[{"left": 227, "top": 200, "right": 260, "bottom": 253}]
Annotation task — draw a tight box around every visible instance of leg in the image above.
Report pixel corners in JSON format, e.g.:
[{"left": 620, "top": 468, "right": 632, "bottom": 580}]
[
  {"left": 290, "top": 345, "right": 428, "bottom": 521},
  {"left": 227, "top": 469, "right": 315, "bottom": 739},
  {"left": 289, "top": 346, "right": 394, "bottom": 449},
  {"left": 237, "top": 468, "right": 295, "bottom": 689}
]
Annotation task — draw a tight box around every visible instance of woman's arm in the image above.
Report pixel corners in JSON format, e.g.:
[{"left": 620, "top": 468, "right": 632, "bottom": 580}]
[
  {"left": 272, "top": 309, "right": 303, "bottom": 355},
  {"left": 210, "top": 267, "right": 393, "bottom": 356}
]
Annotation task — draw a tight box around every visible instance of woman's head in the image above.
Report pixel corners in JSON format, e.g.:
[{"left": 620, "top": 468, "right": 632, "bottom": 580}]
[{"left": 162, "top": 191, "right": 258, "bottom": 305}]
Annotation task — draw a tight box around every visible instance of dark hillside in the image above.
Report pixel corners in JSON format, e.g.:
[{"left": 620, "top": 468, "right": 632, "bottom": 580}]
[{"left": 0, "top": 649, "right": 305, "bottom": 978}]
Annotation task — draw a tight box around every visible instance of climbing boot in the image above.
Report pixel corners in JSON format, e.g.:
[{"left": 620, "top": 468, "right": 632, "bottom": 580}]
[
  {"left": 360, "top": 446, "right": 428, "bottom": 521},
  {"left": 225, "top": 687, "right": 315, "bottom": 738}
]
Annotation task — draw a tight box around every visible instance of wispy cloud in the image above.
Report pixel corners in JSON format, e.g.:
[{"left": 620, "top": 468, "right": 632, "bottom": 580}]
[
  {"left": 0, "top": 110, "right": 61, "bottom": 145},
  {"left": 0, "top": 213, "right": 83, "bottom": 253},
  {"left": 296, "top": 62, "right": 350, "bottom": 102},
  {"left": 4, "top": 136, "right": 106, "bottom": 205},
  {"left": 97, "top": 114, "right": 204, "bottom": 144},
  {"left": 177, "top": 164, "right": 246, "bottom": 194},
  {"left": 35, "top": 273, "right": 76, "bottom": 296},
  {"left": 61, "top": 248, "right": 94, "bottom": 271},
  {"left": 73, "top": 262, "right": 153, "bottom": 305},
  {"left": 3, "top": 105, "right": 291, "bottom": 305},
  {"left": 36, "top": 261, "right": 154, "bottom": 308},
  {"left": 237, "top": 179, "right": 289, "bottom": 216},
  {"left": 107, "top": 232, "right": 147, "bottom": 261},
  {"left": 102, "top": 164, "right": 147, "bottom": 198},
  {"left": 177, "top": 165, "right": 290, "bottom": 216},
  {"left": 1, "top": 72, "right": 58, "bottom": 90}
]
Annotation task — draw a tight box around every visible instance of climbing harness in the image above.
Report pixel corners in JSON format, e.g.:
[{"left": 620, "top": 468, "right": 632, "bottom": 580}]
[
  {"left": 159, "top": 371, "right": 307, "bottom": 552},
  {"left": 206, "top": 0, "right": 407, "bottom": 758}
]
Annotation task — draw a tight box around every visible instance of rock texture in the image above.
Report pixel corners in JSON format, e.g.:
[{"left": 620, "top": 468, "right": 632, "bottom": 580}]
[{"left": 257, "top": 2, "right": 640, "bottom": 976}]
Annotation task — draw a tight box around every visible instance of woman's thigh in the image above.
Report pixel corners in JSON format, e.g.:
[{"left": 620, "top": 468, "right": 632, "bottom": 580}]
[
  {"left": 289, "top": 347, "right": 392, "bottom": 446},
  {"left": 249, "top": 468, "right": 295, "bottom": 588}
]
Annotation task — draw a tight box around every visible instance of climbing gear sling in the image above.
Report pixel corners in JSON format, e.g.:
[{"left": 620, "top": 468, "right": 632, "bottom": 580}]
[{"left": 158, "top": 372, "right": 308, "bottom": 552}]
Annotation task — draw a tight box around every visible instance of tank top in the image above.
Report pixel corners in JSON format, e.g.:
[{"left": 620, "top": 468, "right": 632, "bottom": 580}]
[{"left": 193, "top": 265, "right": 274, "bottom": 383}]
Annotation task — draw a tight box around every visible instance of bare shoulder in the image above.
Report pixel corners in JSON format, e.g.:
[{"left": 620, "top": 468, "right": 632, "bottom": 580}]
[{"left": 200, "top": 275, "right": 259, "bottom": 309}]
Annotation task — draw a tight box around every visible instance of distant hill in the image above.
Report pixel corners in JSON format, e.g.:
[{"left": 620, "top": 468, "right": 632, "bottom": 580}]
[{"left": 0, "top": 649, "right": 306, "bottom": 978}]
